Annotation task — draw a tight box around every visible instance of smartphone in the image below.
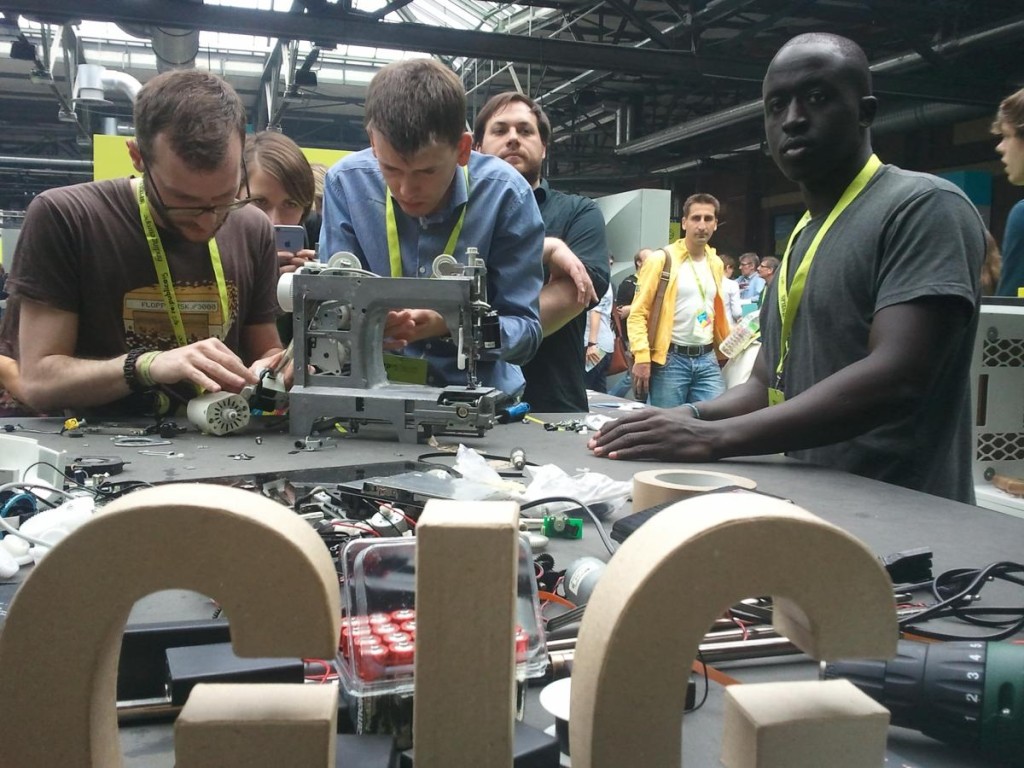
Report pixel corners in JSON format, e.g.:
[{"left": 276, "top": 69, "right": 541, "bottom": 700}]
[{"left": 274, "top": 225, "right": 307, "bottom": 253}]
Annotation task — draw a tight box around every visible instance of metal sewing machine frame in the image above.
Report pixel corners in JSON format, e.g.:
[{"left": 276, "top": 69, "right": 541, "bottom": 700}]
[{"left": 285, "top": 252, "right": 505, "bottom": 443}]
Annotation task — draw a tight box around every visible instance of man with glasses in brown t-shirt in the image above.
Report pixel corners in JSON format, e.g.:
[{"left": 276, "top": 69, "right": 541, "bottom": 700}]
[{"left": 1, "top": 70, "right": 282, "bottom": 415}]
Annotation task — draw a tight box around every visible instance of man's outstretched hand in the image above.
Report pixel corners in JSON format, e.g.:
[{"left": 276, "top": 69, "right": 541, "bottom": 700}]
[{"left": 588, "top": 406, "right": 715, "bottom": 462}]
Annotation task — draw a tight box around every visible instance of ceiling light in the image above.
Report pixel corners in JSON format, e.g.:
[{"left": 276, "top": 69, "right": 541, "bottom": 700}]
[
  {"left": 294, "top": 70, "right": 318, "bottom": 88},
  {"left": 10, "top": 39, "right": 36, "bottom": 61}
]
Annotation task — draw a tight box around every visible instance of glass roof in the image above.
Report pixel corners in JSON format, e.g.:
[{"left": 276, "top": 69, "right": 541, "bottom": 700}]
[{"left": 19, "top": 0, "right": 556, "bottom": 86}]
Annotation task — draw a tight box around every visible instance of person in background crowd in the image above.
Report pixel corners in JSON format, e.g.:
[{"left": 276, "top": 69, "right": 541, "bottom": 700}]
[
  {"left": 609, "top": 248, "right": 652, "bottom": 398},
  {"left": 757, "top": 256, "right": 781, "bottom": 286},
  {"left": 993, "top": 87, "right": 1024, "bottom": 297},
  {"left": 718, "top": 252, "right": 744, "bottom": 327},
  {"left": 625, "top": 193, "right": 729, "bottom": 408},
  {"left": 243, "top": 131, "right": 317, "bottom": 347},
  {"left": 474, "top": 91, "right": 606, "bottom": 412},
  {"left": 590, "top": 32, "right": 984, "bottom": 504},
  {"left": 584, "top": 277, "right": 615, "bottom": 394},
  {"left": 737, "top": 253, "right": 770, "bottom": 311},
  {"left": 243, "top": 131, "right": 316, "bottom": 276}
]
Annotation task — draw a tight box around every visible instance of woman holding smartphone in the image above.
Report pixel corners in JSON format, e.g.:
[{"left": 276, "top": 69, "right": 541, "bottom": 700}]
[{"left": 242, "top": 131, "right": 316, "bottom": 276}]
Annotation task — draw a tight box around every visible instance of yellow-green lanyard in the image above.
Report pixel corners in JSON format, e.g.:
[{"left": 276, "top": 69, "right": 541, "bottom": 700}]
[
  {"left": 135, "top": 178, "right": 230, "bottom": 347},
  {"left": 386, "top": 165, "right": 469, "bottom": 277},
  {"left": 683, "top": 249, "right": 710, "bottom": 310},
  {"left": 773, "top": 154, "right": 882, "bottom": 389}
]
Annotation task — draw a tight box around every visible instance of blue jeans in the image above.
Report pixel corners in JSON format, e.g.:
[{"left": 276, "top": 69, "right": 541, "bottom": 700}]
[
  {"left": 610, "top": 368, "right": 633, "bottom": 398},
  {"left": 649, "top": 349, "right": 725, "bottom": 408}
]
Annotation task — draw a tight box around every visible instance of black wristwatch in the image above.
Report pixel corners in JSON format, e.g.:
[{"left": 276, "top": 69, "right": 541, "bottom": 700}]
[
  {"left": 123, "top": 347, "right": 150, "bottom": 393},
  {"left": 586, "top": 342, "right": 596, "bottom": 348}
]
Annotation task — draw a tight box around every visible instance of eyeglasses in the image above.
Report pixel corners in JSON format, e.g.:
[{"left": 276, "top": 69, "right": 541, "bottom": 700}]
[{"left": 142, "top": 150, "right": 253, "bottom": 222}]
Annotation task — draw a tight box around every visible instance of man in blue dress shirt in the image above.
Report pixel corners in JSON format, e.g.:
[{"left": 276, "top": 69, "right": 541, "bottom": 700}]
[{"left": 320, "top": 59, "right": 544, "bottom": 396}]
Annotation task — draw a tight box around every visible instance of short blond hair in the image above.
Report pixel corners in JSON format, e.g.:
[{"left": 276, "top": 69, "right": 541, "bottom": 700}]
[{"left": 310, "top": 163, "right": 328, "bottom": 214}]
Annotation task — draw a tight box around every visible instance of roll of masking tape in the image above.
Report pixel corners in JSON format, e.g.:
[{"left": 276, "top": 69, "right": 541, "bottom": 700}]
[{"left": 632, "top": 468, "right": 757, "bottom": 512}]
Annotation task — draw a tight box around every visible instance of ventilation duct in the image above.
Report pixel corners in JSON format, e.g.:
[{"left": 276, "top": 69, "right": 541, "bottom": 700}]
[
  {"left": 117, "top": 2, "right": 200, "bottom": 74},
  {"left": 872, "top": 102, "right": 991, "bottom": 136},
  {"left": 72, "top": 63, "right": 142, "bottom": 105},
  {"left": 615, "top": 14, "right": 1024, "bottom": 157}
]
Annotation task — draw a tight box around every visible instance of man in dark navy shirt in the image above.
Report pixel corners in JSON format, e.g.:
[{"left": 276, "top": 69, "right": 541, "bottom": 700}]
[{"left": 474, "top": 92, "right": 609, "bottom": 412}]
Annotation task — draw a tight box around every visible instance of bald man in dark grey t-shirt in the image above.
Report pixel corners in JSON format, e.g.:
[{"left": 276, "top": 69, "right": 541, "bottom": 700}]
[{"left": 589, "top": 33, "right": 984, "bottom": 503}]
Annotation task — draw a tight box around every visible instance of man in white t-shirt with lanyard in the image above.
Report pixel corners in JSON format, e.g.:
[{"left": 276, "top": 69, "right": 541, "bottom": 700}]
[{"left": 625, "top": 193, "right": 730, "bottom": 408}]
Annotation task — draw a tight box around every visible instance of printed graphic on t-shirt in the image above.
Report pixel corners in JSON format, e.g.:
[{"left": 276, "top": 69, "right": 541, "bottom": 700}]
[{"left": 122, "top": 281, "right": 237, "bottom": 349}]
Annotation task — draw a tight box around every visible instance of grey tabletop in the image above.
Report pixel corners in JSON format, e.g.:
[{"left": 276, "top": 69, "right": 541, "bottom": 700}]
[{"left": 0, "top": 413, "right": 1020, "bottom": 767}]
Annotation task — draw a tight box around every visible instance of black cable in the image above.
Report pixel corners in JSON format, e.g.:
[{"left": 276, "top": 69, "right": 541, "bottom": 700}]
[
  {"left": 412, "top": 451, "right": 466, "bottom": 478},
  {"left": 8, "top": 461, "right": 83, "bottom": 508},
  {"left": 898, "top": 561, "right": 1024, "bottom": 642},
  {"left": 21, "top": 459, "right": 74, "bottom": 484},
  {"left": 93, "top": 479, "right": 156, "bottom": 499},
  {"left": 545, "top": 604, "right": 587, "bottom": 634},
  {"left": 687, "top": 648, "right": 710, "bottom": 713},
  {"left": 415, "top": 450, "right": 539, "bottom": 477}
]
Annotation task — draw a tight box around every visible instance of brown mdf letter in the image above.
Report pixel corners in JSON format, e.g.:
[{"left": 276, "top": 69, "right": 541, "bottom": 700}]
[
  {"left": 0, "top": 483, "right": 341, "bottom": 768},
  {"left": 413, "top": 500, "right": 520, "bottom": 768},
  {"left": 175, "top": 683, "right": 338, "bottom": 768},
  {"left": 568, "top": 493, "right": 898, "bottom": 767},
  {"left": 721, "top": 679, "right": 890, "bottom": 768}
]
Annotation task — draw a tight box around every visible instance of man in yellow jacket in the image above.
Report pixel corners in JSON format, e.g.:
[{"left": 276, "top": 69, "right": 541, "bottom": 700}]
[{"left": 626, "top": 193, "right": 730, "bottom": 408}]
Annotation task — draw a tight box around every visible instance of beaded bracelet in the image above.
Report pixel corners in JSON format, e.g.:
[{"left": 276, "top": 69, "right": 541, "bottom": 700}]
[{"left": 122, "top": 348, "right": 150, "bottom": 393}]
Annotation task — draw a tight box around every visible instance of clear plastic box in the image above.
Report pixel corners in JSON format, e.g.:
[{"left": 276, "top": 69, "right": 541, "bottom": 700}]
[{"left": 337, "top": 535, "right": 548, "bottom": 699}]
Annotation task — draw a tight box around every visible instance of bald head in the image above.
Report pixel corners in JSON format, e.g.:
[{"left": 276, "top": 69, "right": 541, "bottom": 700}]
[{"left": 770, "top": 33, "right": 872, "bottom": 97}]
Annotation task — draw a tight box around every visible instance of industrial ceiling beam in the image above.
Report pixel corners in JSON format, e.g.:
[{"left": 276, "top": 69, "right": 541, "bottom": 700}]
[
  {"left": 600, "top": 0, "right": 674, "bottom": 49},
  {"left": 615, "top": 13, "right": 1024, "bottom": 157},
  {"left": 2, "top": 0, "right": 702, "bottom": 77}
]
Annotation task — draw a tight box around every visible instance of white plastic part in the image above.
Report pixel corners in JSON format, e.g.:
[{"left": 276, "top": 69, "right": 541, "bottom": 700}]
[
  {"left": 187, "top": 392, "right": 251, "bottom": 436},
  {"left": 276, "top": 271, "right": 294, "bottom": 312},
  {"left": 431, "top": 253, "right": 460, "bottom": 277},
  {"left": 327, "top": 251, "right": 360, "bottom": 269},
  {"left": 19, "top": 496, "right": 95, "bottom": 541},
  {"left": 0, "top": 433, "right": 67, "bottom": 495},
  {"left": 1, "top": 534, "right": 31, "bottom": 565},
  {"left": 0, "top": 544, "right": 18, "bottom": 578}
]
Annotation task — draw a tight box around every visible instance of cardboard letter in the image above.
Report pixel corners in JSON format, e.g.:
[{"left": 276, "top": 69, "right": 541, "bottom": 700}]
[
  {"left": 413, "top": 500, "right": 520, "bottom": 768},
  {"left": 0, "top": 484, "right": 341, "bottom": 768}
]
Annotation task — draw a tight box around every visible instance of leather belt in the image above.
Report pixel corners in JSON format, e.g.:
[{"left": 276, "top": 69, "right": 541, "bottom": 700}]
[{"left": 668, "top": 342, "right": 714, "bottom": 357}]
